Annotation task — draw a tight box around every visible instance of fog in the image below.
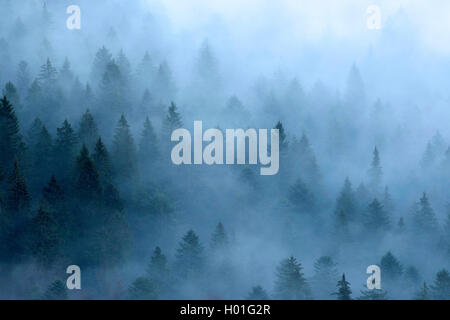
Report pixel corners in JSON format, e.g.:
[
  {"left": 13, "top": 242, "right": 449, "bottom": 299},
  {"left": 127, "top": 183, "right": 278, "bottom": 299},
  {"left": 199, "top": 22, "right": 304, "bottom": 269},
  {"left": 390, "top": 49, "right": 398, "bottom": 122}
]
[{"left": 0, "top": 0, "right": 448, "bottom": 300}]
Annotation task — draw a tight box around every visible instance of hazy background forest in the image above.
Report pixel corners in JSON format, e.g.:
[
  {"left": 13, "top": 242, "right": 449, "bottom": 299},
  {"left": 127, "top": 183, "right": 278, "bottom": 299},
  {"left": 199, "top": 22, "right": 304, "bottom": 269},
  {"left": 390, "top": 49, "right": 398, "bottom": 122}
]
[{"left": 0, "top": 0, "right": 449, "bottom": 300}]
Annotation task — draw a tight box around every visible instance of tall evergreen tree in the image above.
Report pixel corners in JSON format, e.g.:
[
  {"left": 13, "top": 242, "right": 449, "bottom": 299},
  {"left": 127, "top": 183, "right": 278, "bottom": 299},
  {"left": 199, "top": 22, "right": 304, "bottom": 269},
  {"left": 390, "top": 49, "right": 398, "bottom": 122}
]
[
  {"left": 112, "top": 114, "right": 137, "bottom": 179},
  {"left": 128, "top": 276, "right": 158, "bottom": 300},
  {"left": 92, "top": 137, "right": 113, "bottom": 185},
  {"left": 90, "top": 46, "right": 112, "bottom": 85},
  {"left": 311, "top": 256, "right": 339, "bottom": 299},
  {"left": 334, "top": 177, "right": 356, "bottom": 221},
  {"left": 334, "top": 273, "right": 352, "bottom": 300},
  {"left": 175, "top": 230, "right": 204, "bottom": 279},
  {"left": 6, "top": 158, "right": 30, "bottom": 215},
  {"left": 78, "top": 109, "right": 99, "bottom": 150},
  {"left": 30, "top": 206, "right": 61, "bottom": 267},
  {"left": 430, "top": 269, "right": 450, "bottom": 300},
  {"left": 74, "top": 145, "right": 101, "bottom": 203},
  {"left": 210, "top": 222, "right": 228, "bottom": 251},
  {"left": 413, "top": 192, "right": 438, "bottom": 235},
  {"left": 380, "top": 251, "right": 403, "bottom": 283},
  {"left": 0, "top": 96, "right": 23, "bottom": 169},
  {"left": 364, "top": 198, "right": 390, "bottom": 233},
  {"left": 53, "top": 120, "right": 78, "bottom": 182},
  {"left": 138, "top": 116, "right": 159, "bottom": 165},
  {"left": 368, "top": 146, "right": 382, "bottom": 194},
  {"left": 274, "top": 121, "right": 288, "bottom": 154},
  {"left": 274, "top": 256, "right": 311, "bottom": 299},
  {"left": 287, "top": 178, "right": 315, "bottom": 213}
]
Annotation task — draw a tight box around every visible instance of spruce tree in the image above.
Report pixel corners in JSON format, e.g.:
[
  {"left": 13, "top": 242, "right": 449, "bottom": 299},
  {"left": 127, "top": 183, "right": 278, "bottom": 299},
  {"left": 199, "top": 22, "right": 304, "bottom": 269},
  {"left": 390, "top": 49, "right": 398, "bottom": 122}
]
[
  {"left": 430, "top": 269, "right": 450, "bottom": 300},
  {"left": 163, "top": 102, "right": 182, "bottom": 136},
  {"left": 287, "top": 178, "right": 315, "bottom": 213},
  {"left": 334, "top": 273, "right": 352, "bottom": 300},
  {"left": 274, "top": 256, "right": 311, "bottom": 299},
  {"left": 128, "top": 276, "right": 158, "bottom": 300},
  {"left": 54, "top": 119, "right": 78, "bottom": 182},
  {"left": 380, "top": 251, "right": 403, "bottom": 283},
  {"left": 78, "top": 109, "right": 99, "bottom": 151},
  {"left": 0, "top": 96, "right": 23, "bottom": 169},
  {"left": 175, "top": 230, "right": 204, "bottom": 279},
  {"left": 74, "top": 145, "right": 101, "bottom": 202},
  {"left": 364, "top": 198, "right": 390, "bottom": 233},
  {"left": 274, "top": 121, "right": 288, "bottom": 154},
  {"left": 30, "top": 206, "right": 61, "bottom": 267},
  {"left": 311, "top": 256, "right": 339, "bottom": 299},
  {"left": 368, "top": 146, "right": 382, "bottom": 194},
  {"left": 92, "top": 137, "right": 113, "bottom": 185},
  {"left": 138, "top": 116, "right": 159, "bottom": 165},
  {"left": 210, "top": 222, "right": 228, "bottom": 251},
  {"left": 6, "top": 158, "right": 30, "bottom": 216},
  {"left": 334, "top": 178, "right": 356, "bottom": 221},
  {"left": 112, "top": 114, "right": 137, "bottom": 178},
  {"left": 90, "top": 46, "right": 112, "bottom": 85},
  {"left": 413, "top": 192, "right": 438, "bottom": 235}
]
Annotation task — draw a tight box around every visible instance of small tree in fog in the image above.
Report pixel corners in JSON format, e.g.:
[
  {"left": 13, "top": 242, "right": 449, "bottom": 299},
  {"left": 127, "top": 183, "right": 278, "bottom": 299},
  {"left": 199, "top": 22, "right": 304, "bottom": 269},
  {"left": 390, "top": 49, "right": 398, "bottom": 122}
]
[
  {"left": 430, "top": 269, "right": 450, "bottom": 300},
  {"left": 274, "top": 256, "right": 311, "bottom": 299},
  {"left": 333, "top": 273, "right": 352, "bottom": 300},
  {"left": 175, "top": 230, "right": 204, "bottom": 279}
]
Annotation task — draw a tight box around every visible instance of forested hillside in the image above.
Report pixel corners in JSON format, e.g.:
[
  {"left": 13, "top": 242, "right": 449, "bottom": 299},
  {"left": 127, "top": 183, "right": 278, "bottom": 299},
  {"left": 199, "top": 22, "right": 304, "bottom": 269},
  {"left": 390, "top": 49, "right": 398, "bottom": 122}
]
[{"left": 0, "top": 1, "right": 448, "bottom": 300}]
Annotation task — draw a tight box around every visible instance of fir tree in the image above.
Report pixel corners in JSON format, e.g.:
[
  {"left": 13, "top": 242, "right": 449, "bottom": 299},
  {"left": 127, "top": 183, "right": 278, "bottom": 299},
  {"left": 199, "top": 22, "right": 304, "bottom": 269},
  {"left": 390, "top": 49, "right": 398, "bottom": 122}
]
[
  {"left": 368, "top": 146, "right": 382, "bottom": 194},
  {"left": 16, "top": 60, "right": 30, "bottom": 97},
  {"left": 138, "top": 116, "right": 159, "bottom": 165},
  {"left": 274, "top": 121, "right": 288, "bottom": 154},
  {"left": 0, "top": 96, "right": 23, "bottom": 169},
  {"left": 38, "top": 58, "right": 58, "bottom": 88},
  {"left": 430, "top": 269, "right": 450, "bottom": 300},
  {"left": 78, "top": 109, "right": 99, "bottom": 150},
  {"left": 210, "top": 222, "right": 228, "bottom": 251},
  {"left": 74, "top": 145, "right": 102, "bottom": 202},
  {"left": 112, "top": 114, "right": 138, "bottom": 178},
  {"left": 6, "top": 158, "right": 30, "bottom": 215},
  {"left": 90, "top": 46, "right": 112, "bottom": 85},
  {"left": 3, "top": 82, "right": 22, "bottom": 112},
  {"left": 147, "top": 246, "right": 168, "bottom": 279},
  {"left": 287, "top": 178, "right": 315, "bottom": 213},
  {"left": 92, "top": 137, "right": 113, "bottom": 185},
  {"left": 380, "top": 251, "right": 403, "bottom": 283},
  {"left": 54, "top": 120, "right": 78, "bottom": 182},
  {"left": 311, "top": 256, "right": 339, "bottom": 299},
  {"left": 274, "top": 256, "right": 311, "bottom": 299},
  {"left": 175, "top": 230, "right": 204, "bottom": 279},
  {"left": 163, "top": 102, "right": 182, "bottom": 136},
  {"left": 128, "top": 276, "right": 158, "bottom": 300},
  {"left": 364, "top": 198, "right": 390, "bottom": 233},
  {"left": 334, "top": 178, "right": 356, "bottom": 221},
  {"left": 413, "top": 192, "right": 438, "bottom": 235},
  {"left": 30, "top": 206, "right": 61, "bottom": 267},
  {"left": 334, "top": 273, "right": 352, "bottom": 300}
]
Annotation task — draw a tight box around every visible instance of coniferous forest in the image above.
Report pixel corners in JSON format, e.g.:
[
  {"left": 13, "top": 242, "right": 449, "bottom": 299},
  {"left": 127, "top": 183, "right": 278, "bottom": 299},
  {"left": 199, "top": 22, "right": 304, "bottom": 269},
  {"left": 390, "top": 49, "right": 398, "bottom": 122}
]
[{"left": 0, "top": 1, "right": 449, "bottom": 300}]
